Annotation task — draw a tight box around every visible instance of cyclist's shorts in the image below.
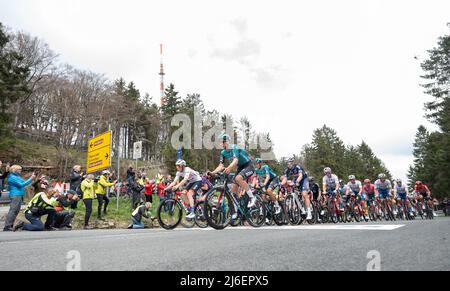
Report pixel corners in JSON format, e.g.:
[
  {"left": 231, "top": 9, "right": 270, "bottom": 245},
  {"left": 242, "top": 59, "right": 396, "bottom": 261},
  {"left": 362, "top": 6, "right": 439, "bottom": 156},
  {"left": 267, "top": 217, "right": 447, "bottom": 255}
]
[
  {"left": 185, "top": 181, "right": 203, "bottom": 192},
  {"left": 367, "top": 193, "right": 375, "bottom": 202},
  {"left": 311, "top": 190, "right": 320, "bottom": 201},
  {"left": 360, "top": 192, "right": 366, "bottom": 201},
  {"left": 397, "top": 193, "right": 407, "bottom": 201},
  {"left": 378, "top": 189, "right": 390, "bottom": 199},
  {"left": 267, "top": 177, "right": 280, "bottom": 190},
  {"left": 344, "top": 195, "right": 352, "bottom": 204},
  {"left": 235, "top": 162, "right": 255, "bottom": 181},
  {"left": 297, "top": 177, "right": 310, "bottom": 193},
  {"left": 327, "top": 188, "right": 337, "bottom": 197}
]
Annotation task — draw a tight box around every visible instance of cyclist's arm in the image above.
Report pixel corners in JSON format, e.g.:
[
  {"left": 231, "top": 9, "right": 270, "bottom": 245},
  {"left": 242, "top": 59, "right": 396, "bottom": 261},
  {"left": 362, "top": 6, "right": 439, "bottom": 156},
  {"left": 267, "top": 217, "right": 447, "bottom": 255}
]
[
  {"left": 263, "top": 173, "right": 270, "bottom": 187},
  {"left": 175, "top": 176, "right": 189, "bottom": 189},
  {"left": 225, "top": 158, "right": 238, "bottom": 173},
  {"left": 211, "top": 163, "right": 225, "bottom": 175},
  {"left": 322, "top": 183, "right": 327, "bottom": 194},
  {"left": 164, "top": 176, "right": 179, "bottom": 191},
  {"left": 296, "top": 172, "right": 303, "bottom": 184}
]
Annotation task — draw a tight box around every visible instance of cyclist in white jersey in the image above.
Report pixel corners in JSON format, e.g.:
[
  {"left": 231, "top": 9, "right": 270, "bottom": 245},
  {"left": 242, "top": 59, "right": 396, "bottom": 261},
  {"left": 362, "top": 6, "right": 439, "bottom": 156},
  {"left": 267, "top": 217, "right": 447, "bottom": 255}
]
[
  {"left": 322, "top": 167, "right": 339, "bottom": 195},
  {"left": 346, "top": 175, "right": 366, "bottom": 215},
  {"left": 164, "top": 159, "right": 202, "bottom": 219}
]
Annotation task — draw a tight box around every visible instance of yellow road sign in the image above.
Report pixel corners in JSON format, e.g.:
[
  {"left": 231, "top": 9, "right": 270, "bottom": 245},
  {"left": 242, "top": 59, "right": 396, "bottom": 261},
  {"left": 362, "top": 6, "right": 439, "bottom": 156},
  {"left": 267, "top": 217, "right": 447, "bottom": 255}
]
[
  {"left": 88, "top": 131, "right": 111, "bottom": 152},
  {"left": 87, "top": 131, "right": 111, "bottom": 173}
]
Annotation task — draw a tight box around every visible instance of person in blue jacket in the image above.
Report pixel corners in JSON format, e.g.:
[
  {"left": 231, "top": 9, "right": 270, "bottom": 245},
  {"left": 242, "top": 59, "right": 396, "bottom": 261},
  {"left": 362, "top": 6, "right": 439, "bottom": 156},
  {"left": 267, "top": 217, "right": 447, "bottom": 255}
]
[{"left": 3, "top": 165, "right": 35, "bottom": 231}]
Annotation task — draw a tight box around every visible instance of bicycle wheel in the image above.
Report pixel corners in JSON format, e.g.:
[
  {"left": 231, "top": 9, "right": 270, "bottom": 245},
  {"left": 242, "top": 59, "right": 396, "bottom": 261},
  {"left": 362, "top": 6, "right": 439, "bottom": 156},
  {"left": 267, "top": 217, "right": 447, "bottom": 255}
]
[
  {"left": 307, "top": 202, "right": 317, "bottom": 225},
  {"left": 157, "top": 198, "right": 182, "bottom": 230},
  {"left": 330, "top": 205, "right": 338, "bottom": 224},
  {"left": 319, "top": 204, "right": 330, "bottom": 224},
  {"left": 285, "top": 194, "right": 301, "bottom": 225},
  {"left": 204, "top": 187, "right": 232, "bottom": 230},
  {"left": 273, "top": 201, "right": 286, "bottom": 226},
  {"left": 194, "top": 201, "right": 208, "bottom": 228},
  {"left": 246, "top": 195, "right": 266, "bottom": 227}
]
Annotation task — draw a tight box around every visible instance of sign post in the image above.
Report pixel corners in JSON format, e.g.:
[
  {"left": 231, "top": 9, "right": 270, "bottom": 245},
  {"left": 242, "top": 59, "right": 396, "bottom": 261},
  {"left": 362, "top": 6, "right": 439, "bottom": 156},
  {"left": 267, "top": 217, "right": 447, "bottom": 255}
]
[
  {"left": 87, "top": 131, "right": 112, "bottom": 174},
  {"left": 133, "top": 141, "right": 142, "bottom": 170}
]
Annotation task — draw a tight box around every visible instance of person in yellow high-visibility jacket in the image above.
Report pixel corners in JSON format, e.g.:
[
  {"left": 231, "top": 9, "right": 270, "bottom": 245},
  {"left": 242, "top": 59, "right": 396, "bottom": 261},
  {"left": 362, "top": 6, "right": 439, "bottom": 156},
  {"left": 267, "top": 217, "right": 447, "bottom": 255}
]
[{"left": 96, "top": 170, "right": 117, "bottom": 220}]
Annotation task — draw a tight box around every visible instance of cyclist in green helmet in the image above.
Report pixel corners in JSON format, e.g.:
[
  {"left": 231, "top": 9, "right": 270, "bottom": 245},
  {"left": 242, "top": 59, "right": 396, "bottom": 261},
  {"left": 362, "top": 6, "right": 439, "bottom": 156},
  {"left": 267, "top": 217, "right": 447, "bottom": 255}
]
[{"left": 209, "top": 133, "right": 256, "bottom": 219}]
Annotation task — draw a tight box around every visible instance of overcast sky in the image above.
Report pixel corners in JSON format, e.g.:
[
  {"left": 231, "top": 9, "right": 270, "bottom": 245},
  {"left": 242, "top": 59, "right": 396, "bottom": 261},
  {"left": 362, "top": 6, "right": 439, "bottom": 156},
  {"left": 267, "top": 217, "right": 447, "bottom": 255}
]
[{"left": 1, "top": 0, "right": 448, "bottom": 181}]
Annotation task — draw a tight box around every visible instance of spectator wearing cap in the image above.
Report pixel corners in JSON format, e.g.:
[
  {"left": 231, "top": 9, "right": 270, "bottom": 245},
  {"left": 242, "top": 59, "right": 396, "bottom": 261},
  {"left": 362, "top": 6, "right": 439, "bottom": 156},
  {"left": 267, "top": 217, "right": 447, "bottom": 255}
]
[
  {"left": 3, "top": 165, "right": 36, "bottom": 231},
  {"left": 69, "top": 165, "right": 84, "bottom": 209},
  {"left": 95, "top": 170, "right": 117, "bottom": 219},
  {"left": 53, "top": 190, "right": 80, "bottom": 230},
  {"left": 81, "top": 174, "right": 95, "bottom": 229}
]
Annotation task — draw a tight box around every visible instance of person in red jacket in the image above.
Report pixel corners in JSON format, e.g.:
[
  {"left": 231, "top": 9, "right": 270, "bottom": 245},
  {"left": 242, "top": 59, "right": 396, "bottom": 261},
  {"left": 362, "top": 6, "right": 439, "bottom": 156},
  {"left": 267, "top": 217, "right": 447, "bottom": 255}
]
[{"left": 144, "top": 178, "right": 154, "bottom": 203}]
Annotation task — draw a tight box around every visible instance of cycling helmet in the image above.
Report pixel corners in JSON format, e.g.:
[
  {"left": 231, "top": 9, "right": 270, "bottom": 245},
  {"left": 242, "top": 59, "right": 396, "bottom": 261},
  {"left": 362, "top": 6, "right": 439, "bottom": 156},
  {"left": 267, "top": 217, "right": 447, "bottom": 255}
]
[
  {"left": 309, "top": 176, "right": 315, "bottom": 182},
  {"left": 396, "top": 178, "right": 402, "bottom": 183},
  {"left": 255, "top": 158, "right": 263, "bottom": 164},
  {"left": 175, "top": 159, "right": 186, "bottom": 167},
  {"left": 102, "top": 170, "right": 110, "bottom": 175},
  {"left": 323, "top": 167, "right": 331, "bottom": 174},
  {"left": 287, "top": 157, "right": 295, "bottom": 163},
  {"left": 378, "top": 173, "right": 386, "bottom": 179},
  {"left": 339, "top": 179, "right": 345, "bottom": 185},
  {"left": 219, "top": 133, "right": 231, "bottom": 142},
  {"left": 348, "top": 175, "right": 355, "bottom": 180}
]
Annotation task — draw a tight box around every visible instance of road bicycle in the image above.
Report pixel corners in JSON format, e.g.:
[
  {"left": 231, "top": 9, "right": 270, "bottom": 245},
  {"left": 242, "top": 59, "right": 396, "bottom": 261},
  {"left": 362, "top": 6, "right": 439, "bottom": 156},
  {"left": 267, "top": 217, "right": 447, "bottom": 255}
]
[{"left": 203, "top": 173, "right": 266, "bottom": 230}]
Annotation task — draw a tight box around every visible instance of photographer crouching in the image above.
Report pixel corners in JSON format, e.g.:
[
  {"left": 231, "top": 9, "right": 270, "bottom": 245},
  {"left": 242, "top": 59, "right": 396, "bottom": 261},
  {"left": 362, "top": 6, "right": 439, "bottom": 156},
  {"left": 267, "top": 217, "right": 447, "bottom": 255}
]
[
  {"left": 53, "top": 190, "right": 80, "bottom": 230},
  {"left": 13, "top": 186, "right": 59, "bottom": 231}
]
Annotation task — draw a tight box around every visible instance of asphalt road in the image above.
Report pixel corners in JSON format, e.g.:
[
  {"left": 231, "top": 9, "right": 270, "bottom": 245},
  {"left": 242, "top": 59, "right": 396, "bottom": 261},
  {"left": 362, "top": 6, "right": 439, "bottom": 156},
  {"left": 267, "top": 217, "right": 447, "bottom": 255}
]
[{"left": 0, "top": 218, "right": 449, "bottom": 271}]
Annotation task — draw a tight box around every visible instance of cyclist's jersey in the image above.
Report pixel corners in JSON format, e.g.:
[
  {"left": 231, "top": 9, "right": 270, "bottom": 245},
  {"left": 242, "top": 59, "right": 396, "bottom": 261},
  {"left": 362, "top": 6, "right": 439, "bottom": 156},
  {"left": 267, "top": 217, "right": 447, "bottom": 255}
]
[
  {"left": 414, "top": 185, "right": 430, "bottom": 196},
  {"left": 175, "top": 167, "right": 202, "bottom": 184},
  {"left": 310, "top": 182, "right": 320, "bottom": 196},
  {"left": 201, "top": 176, "right": 213, "bottom": 190},
  {"left": 337, "top": 185, "right": 348, "bottom": 196},
  {"left": 374, "top": 179, "right": 392, "bottom": 192},
  {"left": 395, "top": 184, "right": 408, "bottom": 196},
  {"left": 347, "top": 180, "right": 362, "bottom": 194},
  {"left": 220, "top": 144, "right": 251, "bottom": 169},
  {"left": 256, "top": 165, "right": 277, "bottom": 181},
  {"left": 284, "top": 164, "right": 306, "bottom": 181},
  {"left": 363, "top": 184, "right": 375, "bottom": 195},
  {"left": 323, "top": 174, "right": 339, "bottom": 191}
]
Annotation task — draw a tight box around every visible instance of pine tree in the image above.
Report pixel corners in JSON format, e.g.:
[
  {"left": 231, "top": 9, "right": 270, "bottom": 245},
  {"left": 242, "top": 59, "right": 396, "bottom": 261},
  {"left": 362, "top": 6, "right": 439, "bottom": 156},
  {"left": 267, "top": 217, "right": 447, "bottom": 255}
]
[{"left": 0, "top": 22, "right": 30, "bottom": 131}]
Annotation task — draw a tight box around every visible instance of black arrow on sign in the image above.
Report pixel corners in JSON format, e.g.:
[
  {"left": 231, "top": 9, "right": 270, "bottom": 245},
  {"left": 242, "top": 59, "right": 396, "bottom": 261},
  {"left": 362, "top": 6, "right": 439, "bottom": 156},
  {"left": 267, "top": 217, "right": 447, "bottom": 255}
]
[
  {"left": 105, "top": 153, "right": 109, "bottom": 159},
  {"left": 90, "top": 142, "right": 93, "bottom": 148}
]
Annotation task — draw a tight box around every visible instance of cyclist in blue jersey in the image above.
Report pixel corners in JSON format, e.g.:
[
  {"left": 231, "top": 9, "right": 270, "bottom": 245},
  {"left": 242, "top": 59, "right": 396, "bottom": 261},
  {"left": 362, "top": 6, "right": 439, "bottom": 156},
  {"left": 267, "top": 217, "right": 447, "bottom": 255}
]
[
  {"left": 254, "top": 158, "right": 281, "bottom": 214},
  {"left": 281, "top": 158, "right": 312, "bottom": 220},
  {"left": 209, "top": 133, "right": 257, "bottom": 218},
  {"left": 374, "top": 173, "right": 393, "bottom": 209},
  {"left": 393, "top": 179, "right": 413, "bottom": 217}
]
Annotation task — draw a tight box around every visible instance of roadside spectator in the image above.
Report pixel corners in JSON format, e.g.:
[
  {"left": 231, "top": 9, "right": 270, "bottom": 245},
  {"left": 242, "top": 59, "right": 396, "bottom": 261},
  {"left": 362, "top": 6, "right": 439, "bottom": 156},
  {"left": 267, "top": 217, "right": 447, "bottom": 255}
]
[
  {"left": 130, "top": 177, "right": 144, "bottom": 209},
  {"left": 127, "top": 202, "right": 152, "bottom": 229},
  {"left": 3, "top": 165, "right": 36, "bottom": 231},
  {"left": 0, "top": 160, "right": 10, "bottom": 193},
  {"left": 81, "top": 174, "right": 95, "bottom": 230},
  {"left": 144, "top": 178, "right": 154, "bottom": 203},
  {"left": 13, "top": 186, "right": 59, "bottom": 232},
  {"left": 96, "top": 170, "right": 116, "bottom": 219},
  {"left": 53, "top": 190, "right": 80, "bottom": 230},
  {"left": 127, "top": 165, "right": 135, "bottom": 185},
  {"left": 69, "top": 165, "right": 84, "bottom": 209}
]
